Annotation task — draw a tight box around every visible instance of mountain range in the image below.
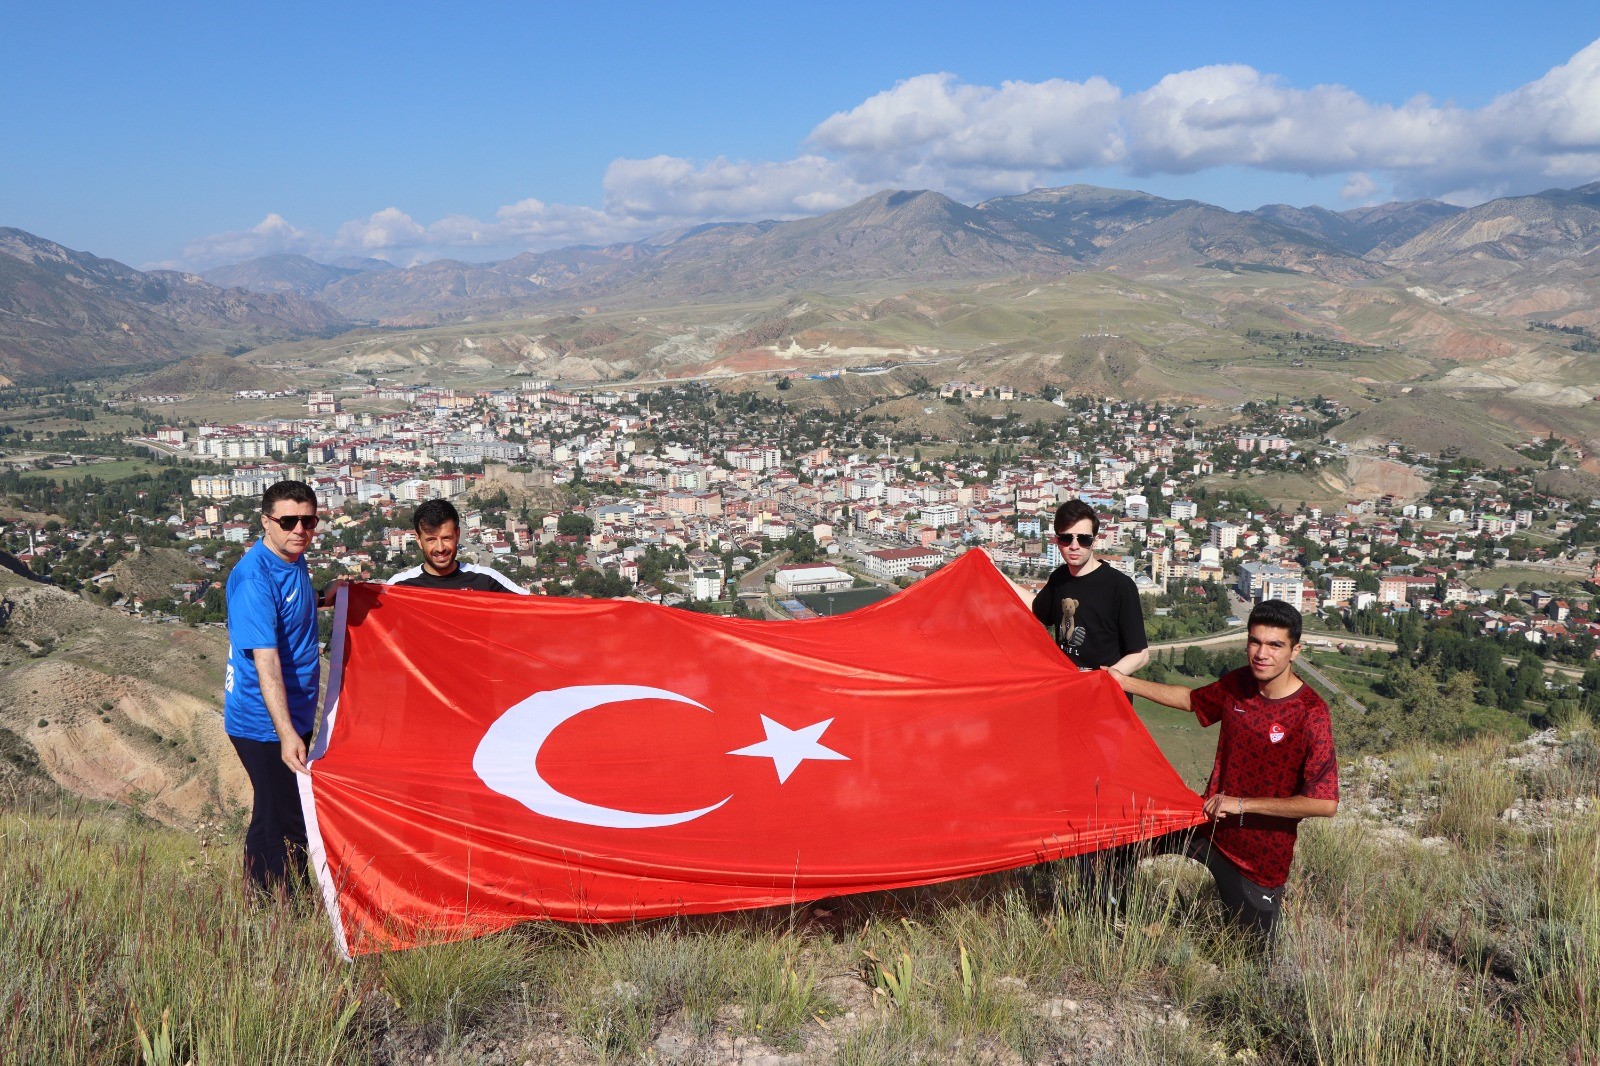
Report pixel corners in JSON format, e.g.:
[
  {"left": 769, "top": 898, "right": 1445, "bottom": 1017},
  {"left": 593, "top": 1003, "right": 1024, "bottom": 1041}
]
[
  {"left": 4, "top": 181, "right": 1600, "bottom": 380},
  {"left": 198, "top": 182, "right": 1600, "bottom": 328},
  {"left": 0, "top": 229, "right": 347, "bottom": 382}
]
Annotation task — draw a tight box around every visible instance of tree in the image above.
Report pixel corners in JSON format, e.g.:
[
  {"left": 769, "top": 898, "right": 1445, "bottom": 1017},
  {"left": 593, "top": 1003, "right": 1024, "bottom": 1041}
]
[
  {"left": 1429, "top": 670, "right": 1480, "bottom": 742},
  {"left": 556, "top": 513, "right": 594, "bottom": 538},
  {"left": 1181, "top": 645, "right": 1209, "bottom": 676},
  {"left": 1511, "top": 651, "right": 1545, "bottom": 712}
]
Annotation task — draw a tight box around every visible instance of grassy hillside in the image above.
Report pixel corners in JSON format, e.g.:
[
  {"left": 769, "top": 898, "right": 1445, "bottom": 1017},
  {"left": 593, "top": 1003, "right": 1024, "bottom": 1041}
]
[{"left": 4, "top": 727, "right": 1594, "bottom": 1064}]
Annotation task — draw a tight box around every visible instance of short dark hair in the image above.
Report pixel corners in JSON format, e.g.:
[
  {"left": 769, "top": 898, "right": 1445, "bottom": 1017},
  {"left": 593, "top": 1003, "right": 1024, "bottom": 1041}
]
[
  {"left": 1053, "top": 498, "right": 1099, "bottom": 536},
  {"left": 412, "top": 498, "right": 460, "bottom": 534},
  {"left": 261, "top": 480, "right": 316, "bottom": 514},
  {"left": 1249, "top": 599, "right": 1303, "bottom": 645}
]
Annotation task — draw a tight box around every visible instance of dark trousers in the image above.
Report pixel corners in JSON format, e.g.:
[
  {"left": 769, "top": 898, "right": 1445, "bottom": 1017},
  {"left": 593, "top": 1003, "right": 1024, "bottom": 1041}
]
[
  {"left": 1087, "top": 830, "right": 1284, "bottom": 940},
  {"left": 229, "top": 733, "right": 312, "bottom": 894}
]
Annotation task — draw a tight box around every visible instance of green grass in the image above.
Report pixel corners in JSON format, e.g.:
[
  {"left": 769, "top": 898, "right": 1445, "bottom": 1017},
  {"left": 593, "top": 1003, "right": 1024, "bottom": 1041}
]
[
  {"left": 23, "top": 457, "right": 167, "bottom": 483},
  {"left": 1464, "top": 566, "right": 1581, "bottom": 591},
  {"left": 0, "top": 411, "right": 149, "bottom": 434},
  {"left": 0, "top": 809, "right": 364, "bottom": 1064},
  {"left": 1303, "top": 653, "right": 1390, "bottom": 702},
  {"left": 1133, "top": 697, "right": 1217, "bottom": 787},
  {"left": 5, "top": 725, "right": 1596, "bottom": 1064}
]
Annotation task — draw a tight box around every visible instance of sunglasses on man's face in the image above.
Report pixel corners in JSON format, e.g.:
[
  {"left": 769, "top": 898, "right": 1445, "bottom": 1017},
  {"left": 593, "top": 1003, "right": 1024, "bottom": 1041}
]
[
  {"left": 1055, "top": 532, "right": 1095, "bottom": 547},
  {"left": 266, "top": 513, "right": 320, "bottom": 532}
]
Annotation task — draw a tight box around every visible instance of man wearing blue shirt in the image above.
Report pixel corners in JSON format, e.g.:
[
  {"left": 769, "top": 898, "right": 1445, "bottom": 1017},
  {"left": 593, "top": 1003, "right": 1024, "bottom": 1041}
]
[{"left": 224, "top": 479, "right": 333, "bottom": 893}]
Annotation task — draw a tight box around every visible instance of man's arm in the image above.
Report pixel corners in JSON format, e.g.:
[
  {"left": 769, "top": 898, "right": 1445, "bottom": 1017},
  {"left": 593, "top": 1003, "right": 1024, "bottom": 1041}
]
[
  {"left": 1003, "top": 573, "right": 1034, "bottom": 608},
  {"left": 1201, "top": 794, "right": 1338, "bottom": 821},
  {"left": 252, "top": 646, "right": 307, "bottom": 774},
  {"left": 1108, "top": 647, "right": 1149, "bottom": 675},
  {"left": 1114, "top": 579, "right": 1150, "bottom": 675},
  {"left": 1105, "top": 667, "right": 1192, "bottom": 712}
]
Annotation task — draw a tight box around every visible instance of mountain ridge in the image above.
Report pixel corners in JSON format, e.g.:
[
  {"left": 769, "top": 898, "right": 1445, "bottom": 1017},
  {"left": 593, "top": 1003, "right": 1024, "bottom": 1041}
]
[
  {"left": 0, "top": 229, "right": 348, "bottom": 381},
  {"left": 201, "top": 182, "right": 1600, "bottom": 326}
]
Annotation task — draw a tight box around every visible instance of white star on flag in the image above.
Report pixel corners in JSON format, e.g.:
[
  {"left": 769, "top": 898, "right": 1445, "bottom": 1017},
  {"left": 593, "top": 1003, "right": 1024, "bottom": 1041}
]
[{"left": 728, "top": 715, "right": 849, "bottom": 783}]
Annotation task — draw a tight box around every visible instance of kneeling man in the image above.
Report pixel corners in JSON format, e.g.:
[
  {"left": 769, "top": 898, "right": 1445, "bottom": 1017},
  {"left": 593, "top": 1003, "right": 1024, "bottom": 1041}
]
[{"left": 1107, "top": 599, "right": 1338, "bottom": 939}]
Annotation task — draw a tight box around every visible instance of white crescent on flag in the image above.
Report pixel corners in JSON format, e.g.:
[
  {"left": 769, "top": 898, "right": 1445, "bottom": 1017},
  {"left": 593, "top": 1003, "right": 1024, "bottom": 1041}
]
[{"left": 473, "top": 684, "right": 733, "bottom": 829}]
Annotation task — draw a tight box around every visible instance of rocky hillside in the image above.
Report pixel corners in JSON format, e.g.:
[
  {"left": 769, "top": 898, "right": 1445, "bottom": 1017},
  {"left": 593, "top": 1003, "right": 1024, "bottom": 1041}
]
[
  {"left": 201, "top": 252, "right": 375, "bottom": 298},
  {"left": 0, "top": 228, "right": 349, "bottom": 381},
  {"left": 1385, "top": 182, "right": 1600, "bottom": 269},
  {"left": 0, "top": 566, "right": 246, "bottom": 826},
  {"left": 130, "top": 350, "right": 297, "bottom": 396},
  {"left": 104, "top": 545, "right": 207, "bottom": 605},
  {"left": 975, "top": 185, "right": 1379, "bottom": 279},
  {"left": 1251, "top": 199, "right": 1463, "bottom": 255}
]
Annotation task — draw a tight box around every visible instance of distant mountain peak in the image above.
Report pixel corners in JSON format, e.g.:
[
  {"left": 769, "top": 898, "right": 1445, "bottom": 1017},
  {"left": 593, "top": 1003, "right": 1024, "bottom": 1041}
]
[{"left": 0, "top": 227, "right": 346, "bottom": 380}]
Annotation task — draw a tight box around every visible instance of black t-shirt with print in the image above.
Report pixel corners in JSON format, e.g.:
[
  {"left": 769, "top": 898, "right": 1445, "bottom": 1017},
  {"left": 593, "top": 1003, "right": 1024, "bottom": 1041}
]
[{"left": 1030, "top": 562, "right": 1148, "bottom": 670}]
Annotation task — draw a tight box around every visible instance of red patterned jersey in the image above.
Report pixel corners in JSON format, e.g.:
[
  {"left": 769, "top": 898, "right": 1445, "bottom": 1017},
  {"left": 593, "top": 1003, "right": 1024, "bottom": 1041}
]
[{"left": 1191, "top": 668, "right": 1339, "bottom": 889}]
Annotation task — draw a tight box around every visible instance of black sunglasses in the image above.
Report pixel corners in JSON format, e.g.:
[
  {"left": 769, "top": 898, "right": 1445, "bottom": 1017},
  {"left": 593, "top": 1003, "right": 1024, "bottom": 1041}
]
[
  {"left": 266, "top": 513, "right": 320, "bottom": 531},
  {"left": 1055, "top": 532, "right": 1095, "bottom": 547}
]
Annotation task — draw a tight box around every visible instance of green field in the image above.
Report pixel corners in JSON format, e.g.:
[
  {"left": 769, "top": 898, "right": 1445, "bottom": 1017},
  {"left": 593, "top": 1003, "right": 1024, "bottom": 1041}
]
[
  {"left": 1464, "top": 566, "right": 1583, "bottom": 591},
  {"left": 0, "top": 414, "right": 150, "bottom": 435},
  {"left": 798, "top": 587, "right": 893, "bottom": 615},
  {"left": 1198, "top": 467, "right": 1354, "bottom": 511},
  {"left": 159, "top": 395, "right": 315, "bottom": 422},
  {"left": 24, "top": 458, "right": 167, "bottom": 483},
  {"left": 1133, "top": 698, "right": 1216, "bottom": 787}
]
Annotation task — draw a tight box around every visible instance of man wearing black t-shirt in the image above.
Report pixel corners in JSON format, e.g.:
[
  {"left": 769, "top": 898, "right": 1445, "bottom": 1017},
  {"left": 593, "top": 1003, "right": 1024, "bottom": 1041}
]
[
  {"left": 1031, "top": 499, "right": 1149, "bottom": 674},
  {"left": 388, "top": 499, "right": 529, "bottom": 594}
]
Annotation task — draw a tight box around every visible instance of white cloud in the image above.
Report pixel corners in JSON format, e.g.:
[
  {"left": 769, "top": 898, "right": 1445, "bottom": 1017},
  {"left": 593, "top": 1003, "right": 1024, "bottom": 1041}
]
[
  {"left": 181, "top": 213, "right": 319, "bottom": 264},
  {"left": 813, "top": 72, "right": 1123, "bottom": 170},
  {"left": 602, "top": 154, "right": 873, "bottom": 223},
  {"left": 333, "top": 207, "right": 426, "bottom": 252},
  {"left": 1340, "top": 172, "right": 1381, "bottom": 203},
  {"left": 181, "top": 40, "right": 1600, "bottom": 269},
  {"left": 807, "top": 45, "right": 1600, "bottom": 200},
  {"left": 809, "top": 72, "right": 1123, "bottom": 197},
  {"left": 1484, "top": 39, "right": 1600, "bottom": 152},
  {"left": 487, "top": 199, "right": 621, "bottom": 245}
]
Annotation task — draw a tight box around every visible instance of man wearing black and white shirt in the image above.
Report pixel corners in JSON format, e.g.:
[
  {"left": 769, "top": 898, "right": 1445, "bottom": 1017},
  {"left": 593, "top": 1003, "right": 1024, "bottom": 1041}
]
[{"left": 388, "top": 499, "right": 529, "bottom": 594}]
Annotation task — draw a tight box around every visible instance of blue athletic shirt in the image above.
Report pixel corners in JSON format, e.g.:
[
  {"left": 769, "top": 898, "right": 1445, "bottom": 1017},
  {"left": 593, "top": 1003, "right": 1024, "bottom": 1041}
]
[{"left": 224, "top": 538, "right": 320, "bottom": 741}]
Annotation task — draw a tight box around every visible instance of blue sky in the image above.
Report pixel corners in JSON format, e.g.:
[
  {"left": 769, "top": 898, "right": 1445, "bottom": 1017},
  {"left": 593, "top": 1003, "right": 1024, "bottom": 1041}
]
[{"left": 5, "top": 1, "right": 1599, "bottom": 269}]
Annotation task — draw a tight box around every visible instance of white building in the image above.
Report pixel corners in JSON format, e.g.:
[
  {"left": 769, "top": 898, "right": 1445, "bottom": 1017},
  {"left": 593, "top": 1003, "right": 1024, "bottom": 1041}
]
[
  {"left": 1261, "top": 574, "right": 1304, "bottom": 611},
  {"left": 864, "top": 546, "right": 944, "bottom": 579},
  {"left": 691, "top": 568, "right": 724, "bottom": 601},
  {"left": 773, "top": 564, "right": 853, "bottom": 595}
]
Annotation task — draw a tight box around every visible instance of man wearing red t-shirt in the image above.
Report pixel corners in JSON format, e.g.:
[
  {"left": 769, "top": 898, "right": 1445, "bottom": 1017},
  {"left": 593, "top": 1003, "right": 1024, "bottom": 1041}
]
[{"left": 1107, "top": 599, "right": 1339, "bottom": 939}]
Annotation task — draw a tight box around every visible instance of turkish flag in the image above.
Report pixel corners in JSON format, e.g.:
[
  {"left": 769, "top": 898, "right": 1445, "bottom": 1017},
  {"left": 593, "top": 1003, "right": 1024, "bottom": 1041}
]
[{"left": 300, "top": 550, "right": 1204, "bottom": 957}]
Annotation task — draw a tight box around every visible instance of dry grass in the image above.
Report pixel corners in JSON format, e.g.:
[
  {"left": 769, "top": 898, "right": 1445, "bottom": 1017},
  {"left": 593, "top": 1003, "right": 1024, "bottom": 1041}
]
[{"left": 4, "top": 727, "right": 1597, "bottom": 1064}]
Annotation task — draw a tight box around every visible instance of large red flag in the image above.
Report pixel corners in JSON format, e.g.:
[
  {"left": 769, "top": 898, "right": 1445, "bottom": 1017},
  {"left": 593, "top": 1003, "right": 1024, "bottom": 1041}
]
[{"left": 300, "top": 550, "right": 1204, "bottom": 957}]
